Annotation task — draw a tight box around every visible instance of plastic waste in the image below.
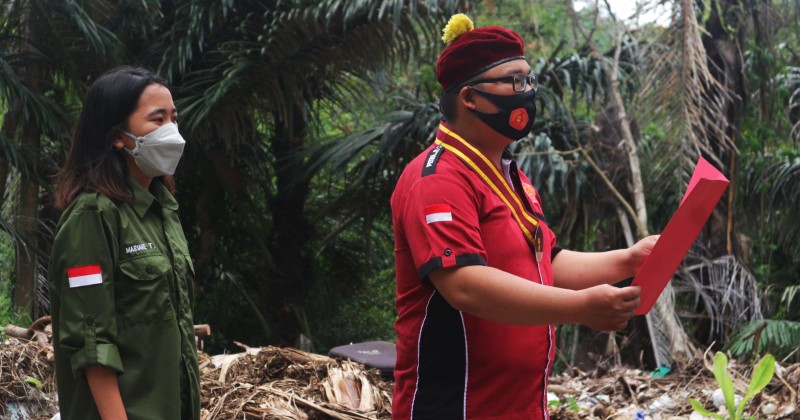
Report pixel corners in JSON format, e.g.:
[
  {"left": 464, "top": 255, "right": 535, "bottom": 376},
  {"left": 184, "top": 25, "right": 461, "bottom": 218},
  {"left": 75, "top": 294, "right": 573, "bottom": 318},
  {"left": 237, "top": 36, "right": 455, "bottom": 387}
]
[{"left": 650, "top": 364, "right": 671, "bottom": 377}]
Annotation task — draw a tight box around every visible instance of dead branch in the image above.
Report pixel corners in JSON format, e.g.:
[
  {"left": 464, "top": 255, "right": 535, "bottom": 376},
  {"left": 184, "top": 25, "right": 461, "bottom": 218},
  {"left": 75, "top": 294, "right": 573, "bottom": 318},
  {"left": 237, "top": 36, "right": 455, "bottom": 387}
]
[
  {"left": 194, "top": 324, "right": 211, "bottom": 340},
  {"left": 28, "top": 315, "right": 51, "bottom": 331},
  {"left": 4, "top": 324, "right": 33, "bottom": 340}
]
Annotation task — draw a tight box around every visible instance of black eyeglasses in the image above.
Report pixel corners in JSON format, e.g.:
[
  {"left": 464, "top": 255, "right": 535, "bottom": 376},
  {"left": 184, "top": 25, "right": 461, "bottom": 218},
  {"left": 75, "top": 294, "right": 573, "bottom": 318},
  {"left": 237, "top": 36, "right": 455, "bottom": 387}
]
[{"left": 465, "top": 73, "right": 537, "bottom": 93}]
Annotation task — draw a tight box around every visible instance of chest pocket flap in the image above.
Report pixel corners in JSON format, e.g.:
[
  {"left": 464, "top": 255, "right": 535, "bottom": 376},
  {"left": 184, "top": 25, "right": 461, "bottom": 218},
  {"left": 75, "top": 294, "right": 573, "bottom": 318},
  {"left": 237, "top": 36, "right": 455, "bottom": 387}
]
[
  {"left": 120, "top": 254, "right": 171, "bottom": 280},
  {"left": 118, "top": 253, "right": 175, "bottom": 325}
]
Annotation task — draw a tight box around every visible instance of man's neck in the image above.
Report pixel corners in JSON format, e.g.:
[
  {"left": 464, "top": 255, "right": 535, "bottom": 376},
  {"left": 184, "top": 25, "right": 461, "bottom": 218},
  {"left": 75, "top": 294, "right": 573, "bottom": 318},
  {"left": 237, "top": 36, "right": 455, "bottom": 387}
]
[{"left": 447, "top": 120, "right": 510, "bottom": 170}]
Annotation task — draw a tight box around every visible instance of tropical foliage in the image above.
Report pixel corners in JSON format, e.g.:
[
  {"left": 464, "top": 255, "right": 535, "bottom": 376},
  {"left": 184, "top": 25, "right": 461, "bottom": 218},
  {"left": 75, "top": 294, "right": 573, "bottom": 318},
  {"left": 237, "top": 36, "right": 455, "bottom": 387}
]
[{"left": 1, "top": 0, "right": 798, "bottom": 366}]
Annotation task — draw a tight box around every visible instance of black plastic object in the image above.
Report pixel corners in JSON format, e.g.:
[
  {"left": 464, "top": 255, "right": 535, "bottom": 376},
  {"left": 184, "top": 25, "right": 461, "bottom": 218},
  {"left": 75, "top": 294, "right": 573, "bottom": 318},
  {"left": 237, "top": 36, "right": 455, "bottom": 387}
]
[{"left": 328, "top": 341, "right": 396, "bottom": 381}]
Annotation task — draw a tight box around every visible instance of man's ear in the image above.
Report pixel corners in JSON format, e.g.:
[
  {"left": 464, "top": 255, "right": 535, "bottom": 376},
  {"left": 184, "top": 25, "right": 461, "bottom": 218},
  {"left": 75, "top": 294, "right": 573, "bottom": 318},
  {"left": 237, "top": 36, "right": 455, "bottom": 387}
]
[
  {"left": 458, "top": 86, "right": 477, "bottom": 110},
  {"left": 111, "top": 128, "right": 126, "bottom": 151}
]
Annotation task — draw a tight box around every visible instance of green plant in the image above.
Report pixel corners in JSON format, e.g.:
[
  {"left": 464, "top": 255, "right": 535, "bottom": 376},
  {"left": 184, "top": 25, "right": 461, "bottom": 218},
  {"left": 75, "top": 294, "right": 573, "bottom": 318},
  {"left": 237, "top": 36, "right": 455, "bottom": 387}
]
[
  {"left": 565, "top": 396, "right": 580, "bottom": 412},
  {"left": 690, "top": 352, "right": 775, "bottom": 420},
  {"left": 548, "top": 395, "right": 581, "bottom": 412},
  {"left": 727, "top": 320, "right": 800, "bottom": 361}
]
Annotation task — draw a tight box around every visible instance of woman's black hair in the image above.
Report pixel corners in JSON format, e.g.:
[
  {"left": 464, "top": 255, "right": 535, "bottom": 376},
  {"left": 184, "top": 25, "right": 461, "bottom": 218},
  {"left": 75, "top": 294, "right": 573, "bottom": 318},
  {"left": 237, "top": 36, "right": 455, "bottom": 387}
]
[{"left": 54, "top": 66, "right": 169, "bottom": 209}]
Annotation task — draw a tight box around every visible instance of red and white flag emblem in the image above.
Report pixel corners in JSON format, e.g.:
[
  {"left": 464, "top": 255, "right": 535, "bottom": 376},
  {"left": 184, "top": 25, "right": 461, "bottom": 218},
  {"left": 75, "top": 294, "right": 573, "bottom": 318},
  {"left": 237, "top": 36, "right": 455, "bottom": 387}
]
[
  {"left": 67, "top": 264, "right": 103, "bottom": 288},
  {"left": 425, "top": 204, "right": 452, "bottom": 224}
]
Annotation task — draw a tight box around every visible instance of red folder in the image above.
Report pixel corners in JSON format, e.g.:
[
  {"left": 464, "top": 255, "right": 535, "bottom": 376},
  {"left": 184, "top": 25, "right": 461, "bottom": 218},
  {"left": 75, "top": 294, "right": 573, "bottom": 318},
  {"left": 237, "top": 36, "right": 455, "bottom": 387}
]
[{"left": 631, "top": 157, "right": 729, "bottom": 315}]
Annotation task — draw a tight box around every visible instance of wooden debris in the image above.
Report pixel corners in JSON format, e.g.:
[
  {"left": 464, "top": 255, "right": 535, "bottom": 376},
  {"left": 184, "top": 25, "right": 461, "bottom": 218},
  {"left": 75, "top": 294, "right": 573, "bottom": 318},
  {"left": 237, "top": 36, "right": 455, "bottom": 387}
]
[
  {"left": 2, "top": 319, "right": 797, "bottom": 419},
  {"left": 195, "top": 324, "right": 212, "bottom": 340},
  {"left": 0, "top": 340, "right": 57, "bottom": 419},
  {"left": 199, "top": 345, "right": 393, "bottom": 419}
]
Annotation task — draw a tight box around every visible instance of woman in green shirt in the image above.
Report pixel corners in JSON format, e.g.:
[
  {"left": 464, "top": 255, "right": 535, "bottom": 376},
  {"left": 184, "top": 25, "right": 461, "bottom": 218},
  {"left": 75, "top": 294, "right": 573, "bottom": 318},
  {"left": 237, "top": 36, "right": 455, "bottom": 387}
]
[{"left": 49, "top": 66, "right": 200, "bottom": 420}]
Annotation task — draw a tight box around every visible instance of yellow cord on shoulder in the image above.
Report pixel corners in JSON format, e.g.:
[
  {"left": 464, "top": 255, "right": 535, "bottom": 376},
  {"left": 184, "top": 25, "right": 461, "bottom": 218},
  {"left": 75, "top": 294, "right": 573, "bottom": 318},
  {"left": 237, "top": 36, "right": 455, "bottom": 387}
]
[{"left": 442, "top": 14, "right": 474, "bottom": 43}]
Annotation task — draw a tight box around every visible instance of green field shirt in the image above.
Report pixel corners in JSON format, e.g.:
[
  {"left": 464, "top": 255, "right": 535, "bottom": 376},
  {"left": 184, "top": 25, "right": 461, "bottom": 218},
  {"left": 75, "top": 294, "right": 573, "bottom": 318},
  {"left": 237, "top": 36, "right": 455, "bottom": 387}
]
[{"left": 48, "top": 178, "right": 200, "bottom": 420}]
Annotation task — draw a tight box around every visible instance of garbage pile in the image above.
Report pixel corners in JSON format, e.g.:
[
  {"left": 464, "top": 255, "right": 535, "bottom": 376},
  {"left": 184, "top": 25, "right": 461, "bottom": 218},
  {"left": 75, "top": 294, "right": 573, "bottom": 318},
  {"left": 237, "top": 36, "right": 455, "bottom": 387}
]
[
  {"left": 1, "top": 319, "right": 393, "bottom": 420},
  {"left": 199, "top": 342, "right": 393, "bottom": 419},
  {"left": 2, "top": 318, "right": 798, "bottom": 420},
  {"left": 547, "top": 357, "right": 799, "bottom": 419},
  {"left": 1, "top": 319, "right": 57, "bottom": 420}
]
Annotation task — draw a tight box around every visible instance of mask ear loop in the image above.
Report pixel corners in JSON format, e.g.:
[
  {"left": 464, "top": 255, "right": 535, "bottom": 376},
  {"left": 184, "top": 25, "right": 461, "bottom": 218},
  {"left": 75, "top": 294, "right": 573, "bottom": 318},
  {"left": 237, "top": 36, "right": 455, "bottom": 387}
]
[
  {"left": 112, "top": 125, "right": 136, "bottom": 141},
  {"left": 114, "top": 127, "right": 142, "bottom": 156}
]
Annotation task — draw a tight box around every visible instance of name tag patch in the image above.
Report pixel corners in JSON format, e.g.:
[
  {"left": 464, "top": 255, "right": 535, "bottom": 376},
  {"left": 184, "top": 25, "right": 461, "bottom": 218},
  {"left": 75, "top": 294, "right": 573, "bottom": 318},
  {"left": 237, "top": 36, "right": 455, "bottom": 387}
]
[
  {"left": 125, "top": 242, "right": 155, "bottom": 254},
  {"left": 67, "top": 264, "right": 103, "bottom": 288}
]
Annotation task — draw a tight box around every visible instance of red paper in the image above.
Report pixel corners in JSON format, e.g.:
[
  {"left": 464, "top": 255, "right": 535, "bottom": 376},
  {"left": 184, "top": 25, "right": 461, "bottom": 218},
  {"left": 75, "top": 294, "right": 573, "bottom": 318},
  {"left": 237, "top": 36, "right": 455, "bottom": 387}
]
[{"left": 631, "top": 157, "right": 729, "bottom": 315}]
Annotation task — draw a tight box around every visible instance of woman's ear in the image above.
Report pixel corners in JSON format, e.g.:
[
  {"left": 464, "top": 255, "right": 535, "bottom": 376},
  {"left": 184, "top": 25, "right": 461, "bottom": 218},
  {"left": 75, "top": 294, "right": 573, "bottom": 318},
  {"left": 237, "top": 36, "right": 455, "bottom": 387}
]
[
  {"left": 111, "top": 128, "right": 126, "bottom": 151},
  {"left": 459, "top": 86, "right": 477, "bottom": 110}
]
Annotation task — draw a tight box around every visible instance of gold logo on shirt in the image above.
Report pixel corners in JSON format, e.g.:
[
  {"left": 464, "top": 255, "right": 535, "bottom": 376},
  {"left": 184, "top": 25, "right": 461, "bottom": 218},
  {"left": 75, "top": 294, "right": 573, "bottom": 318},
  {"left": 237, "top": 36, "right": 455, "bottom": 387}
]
[{"left": 522, "top": 183, "right": 538, "bottom": 205}]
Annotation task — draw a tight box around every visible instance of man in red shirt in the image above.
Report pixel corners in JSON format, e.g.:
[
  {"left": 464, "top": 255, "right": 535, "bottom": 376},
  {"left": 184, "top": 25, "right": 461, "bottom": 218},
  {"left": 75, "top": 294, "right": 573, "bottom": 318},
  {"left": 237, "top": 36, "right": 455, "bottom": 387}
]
[{"left": 391, "top": 14, "right": 658, "bottom": 420}]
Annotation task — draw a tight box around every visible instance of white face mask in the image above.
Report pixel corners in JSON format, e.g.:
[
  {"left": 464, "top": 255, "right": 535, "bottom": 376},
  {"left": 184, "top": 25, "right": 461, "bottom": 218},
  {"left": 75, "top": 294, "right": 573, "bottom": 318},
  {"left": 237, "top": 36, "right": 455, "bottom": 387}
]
[{"left": 121, "top": 123, "right": 186, "bottom": 177}]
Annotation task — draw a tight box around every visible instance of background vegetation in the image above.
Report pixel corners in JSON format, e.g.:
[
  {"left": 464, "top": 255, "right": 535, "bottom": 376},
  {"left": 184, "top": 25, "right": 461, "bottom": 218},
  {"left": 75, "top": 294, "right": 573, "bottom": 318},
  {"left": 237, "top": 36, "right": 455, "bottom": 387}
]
[{"left": 1, "top": 0, "right": 798, "bottom": 369}]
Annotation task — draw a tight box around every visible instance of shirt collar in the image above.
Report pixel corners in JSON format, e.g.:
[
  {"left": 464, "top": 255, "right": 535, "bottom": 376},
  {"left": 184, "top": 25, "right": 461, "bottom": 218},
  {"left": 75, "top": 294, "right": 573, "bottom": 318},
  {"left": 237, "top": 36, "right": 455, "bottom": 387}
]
[
  {"left": 129, "top": 177, "right": 179, "bottom": 218},
  {"left": 501, "top": 157, "right": 514, "bottom": 189}
]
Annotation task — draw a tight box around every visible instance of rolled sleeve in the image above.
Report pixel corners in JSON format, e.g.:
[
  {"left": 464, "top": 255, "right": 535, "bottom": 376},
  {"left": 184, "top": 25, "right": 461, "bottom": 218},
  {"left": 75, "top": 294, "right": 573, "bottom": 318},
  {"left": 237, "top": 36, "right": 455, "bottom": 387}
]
[
  {"left": 402, "top": 173, "right": 487, "bottom": 282},
  {"left": 70, "top": 343, "right": 124, "bottom": 377},
  {"left": 50, "top": 204, "right": 122, "bottom": 377}
]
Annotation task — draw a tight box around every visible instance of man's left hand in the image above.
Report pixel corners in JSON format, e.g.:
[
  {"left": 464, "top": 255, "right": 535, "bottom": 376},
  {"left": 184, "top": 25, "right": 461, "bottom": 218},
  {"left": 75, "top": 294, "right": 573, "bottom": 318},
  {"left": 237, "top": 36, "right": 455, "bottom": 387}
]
[{"left": 628, "top": 235, "right": 659, "bottom": 275}]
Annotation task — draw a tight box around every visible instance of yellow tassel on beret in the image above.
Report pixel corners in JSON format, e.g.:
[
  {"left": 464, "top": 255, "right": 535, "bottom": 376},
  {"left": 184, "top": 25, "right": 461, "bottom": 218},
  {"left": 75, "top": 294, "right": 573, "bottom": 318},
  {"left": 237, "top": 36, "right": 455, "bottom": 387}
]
[
  {"left": 436, "top": 14, "right": 526, "bottom": 92},
  {"left": 442, "top": 13, "right": 474, "bottom": 43}
]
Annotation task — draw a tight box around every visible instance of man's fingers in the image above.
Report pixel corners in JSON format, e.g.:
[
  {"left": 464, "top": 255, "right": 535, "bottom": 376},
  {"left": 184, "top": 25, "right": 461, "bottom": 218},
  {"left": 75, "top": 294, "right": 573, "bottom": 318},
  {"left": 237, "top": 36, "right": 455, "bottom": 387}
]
[{"left": 620, "top": 285, "right": 641, "bottom": 301}]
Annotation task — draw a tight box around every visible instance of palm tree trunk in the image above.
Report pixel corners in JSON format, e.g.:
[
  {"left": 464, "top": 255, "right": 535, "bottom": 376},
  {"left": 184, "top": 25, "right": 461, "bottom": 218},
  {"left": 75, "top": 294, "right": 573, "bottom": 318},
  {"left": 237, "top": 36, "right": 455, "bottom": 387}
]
[
  {"left": 565, "top": 0, "right": 695, "bottom": 366},
  {"left": 270, "top": 104, "right": 314, "bottom": 344},
  {"left": 0, "top": 102, "right": 20, "bottom": 211},
  {"left": 703, "top": 0, "right": 746, "bottom": 258},
  {"left": 13, "top": 119, "right": 41, "bottom": 315},
  {"left": 12, "top": 1, "right": 44, "bottom": 317}
]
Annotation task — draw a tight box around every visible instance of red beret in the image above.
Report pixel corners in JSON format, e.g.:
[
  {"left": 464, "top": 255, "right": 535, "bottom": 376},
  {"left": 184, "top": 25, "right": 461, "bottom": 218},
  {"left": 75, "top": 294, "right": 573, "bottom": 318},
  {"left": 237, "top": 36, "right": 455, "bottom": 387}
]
[{"left": 436, "top": 25, "right": 525, "bottom": 92}]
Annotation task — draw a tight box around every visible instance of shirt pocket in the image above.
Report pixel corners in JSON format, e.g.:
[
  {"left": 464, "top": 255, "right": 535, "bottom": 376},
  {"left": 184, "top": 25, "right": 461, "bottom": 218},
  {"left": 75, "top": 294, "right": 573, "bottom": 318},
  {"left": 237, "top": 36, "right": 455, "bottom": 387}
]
[{"left": 118, "top": 254, "right": 176, "bottom": 326}]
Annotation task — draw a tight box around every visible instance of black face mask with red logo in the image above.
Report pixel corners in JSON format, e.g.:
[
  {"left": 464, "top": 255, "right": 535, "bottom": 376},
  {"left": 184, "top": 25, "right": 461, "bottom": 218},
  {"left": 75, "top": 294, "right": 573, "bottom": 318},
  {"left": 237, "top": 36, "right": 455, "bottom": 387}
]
[{"left": 470, "top": 88, "right": 537, "bottom": 141}]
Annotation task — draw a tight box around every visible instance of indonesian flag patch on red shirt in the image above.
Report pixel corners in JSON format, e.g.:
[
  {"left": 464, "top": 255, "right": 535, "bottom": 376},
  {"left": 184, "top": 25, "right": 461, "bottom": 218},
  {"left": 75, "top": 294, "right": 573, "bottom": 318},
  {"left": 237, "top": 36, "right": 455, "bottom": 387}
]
[
  {"left": 67, "top": 264, "right": 103, "bottom": 288},
  {"left": 425, "top": 204, "right": 452, "bottom": 224}
]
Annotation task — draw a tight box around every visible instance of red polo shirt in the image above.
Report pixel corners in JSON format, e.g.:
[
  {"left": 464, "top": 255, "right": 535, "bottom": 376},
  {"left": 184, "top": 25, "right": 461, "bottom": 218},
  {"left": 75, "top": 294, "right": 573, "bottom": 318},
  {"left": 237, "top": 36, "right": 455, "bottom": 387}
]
[{"left": 391, "top": 133, "right": 558, "bottom": 420}]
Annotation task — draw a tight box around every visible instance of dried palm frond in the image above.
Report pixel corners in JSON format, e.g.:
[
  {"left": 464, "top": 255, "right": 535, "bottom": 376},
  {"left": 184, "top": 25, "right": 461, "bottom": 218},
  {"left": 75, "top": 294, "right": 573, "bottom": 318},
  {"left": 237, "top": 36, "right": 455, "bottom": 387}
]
[
  {"left": 781, "top": 285, "right": 800, "bottom": 312},
  {"left": 674, "top": 253, "right": 764, "bottom": 342},
  {"left": 200, "top": 345, "right": 393, "bottom": 420},
  {"left": 646, "top": 284, "right": 698, "bottom": 367},
  {"left": 637, "top": 0, "right": 736, "bottom": 172}
]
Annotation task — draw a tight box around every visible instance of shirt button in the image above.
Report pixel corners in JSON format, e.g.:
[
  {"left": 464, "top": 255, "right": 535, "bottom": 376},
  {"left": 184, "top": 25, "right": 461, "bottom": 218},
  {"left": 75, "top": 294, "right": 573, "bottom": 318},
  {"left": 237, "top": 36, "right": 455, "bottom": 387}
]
[
  {"left": 174, "top": 263, "right": 180, "bottom": 270},
  {"left": 85, "top": 317, "right": 95, "bottom": 326},
  {"left": 145, "top": 266, "right": 154, "bottom": 274}
]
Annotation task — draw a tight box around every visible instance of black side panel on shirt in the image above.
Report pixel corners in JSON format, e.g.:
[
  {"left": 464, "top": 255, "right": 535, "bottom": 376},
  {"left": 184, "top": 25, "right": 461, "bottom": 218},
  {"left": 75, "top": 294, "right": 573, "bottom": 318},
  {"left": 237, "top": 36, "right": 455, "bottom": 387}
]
[
  {"left": 412, "top": 291, "right": 466, "bottom": 419},
  {"left": 421, "top": 145, "right": 445, "bottom": 177}
]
